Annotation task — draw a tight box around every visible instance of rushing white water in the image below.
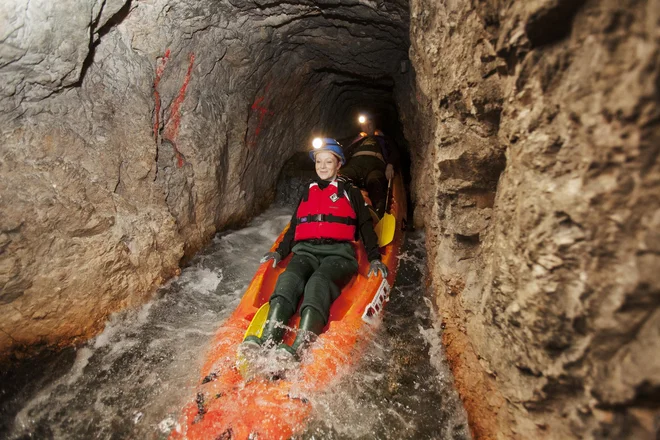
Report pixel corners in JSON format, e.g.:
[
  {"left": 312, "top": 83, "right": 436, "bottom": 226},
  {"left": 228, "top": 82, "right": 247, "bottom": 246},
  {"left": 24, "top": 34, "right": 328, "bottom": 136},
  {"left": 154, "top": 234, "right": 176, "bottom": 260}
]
[
  {"left": 302, "top": 232, "right": 470, "bottom": 439},
  {"left": 0, "top": 208, "right": 470, "bottom": 440}
]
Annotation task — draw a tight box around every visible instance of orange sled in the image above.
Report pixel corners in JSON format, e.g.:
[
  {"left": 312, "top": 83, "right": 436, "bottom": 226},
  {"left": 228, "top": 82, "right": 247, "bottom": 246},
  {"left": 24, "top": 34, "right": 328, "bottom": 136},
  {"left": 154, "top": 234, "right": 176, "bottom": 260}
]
[{"left": 170, "top": 174, "right": 407, "bottom": 440}]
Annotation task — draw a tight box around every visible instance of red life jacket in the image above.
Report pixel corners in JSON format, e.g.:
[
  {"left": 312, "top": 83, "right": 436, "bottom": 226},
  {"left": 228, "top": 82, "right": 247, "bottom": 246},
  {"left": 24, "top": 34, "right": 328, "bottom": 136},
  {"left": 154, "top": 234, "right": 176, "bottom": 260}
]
[{"left": 295, "top": 181, "right": 357, "bottom": 242}]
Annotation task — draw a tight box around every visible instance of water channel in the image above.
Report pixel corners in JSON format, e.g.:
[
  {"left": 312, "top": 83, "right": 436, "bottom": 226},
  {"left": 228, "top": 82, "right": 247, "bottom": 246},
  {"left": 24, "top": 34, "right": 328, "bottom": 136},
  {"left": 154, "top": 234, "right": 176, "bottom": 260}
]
[{"left": 1, "top": 204, "right": 470, "bottom": 439}]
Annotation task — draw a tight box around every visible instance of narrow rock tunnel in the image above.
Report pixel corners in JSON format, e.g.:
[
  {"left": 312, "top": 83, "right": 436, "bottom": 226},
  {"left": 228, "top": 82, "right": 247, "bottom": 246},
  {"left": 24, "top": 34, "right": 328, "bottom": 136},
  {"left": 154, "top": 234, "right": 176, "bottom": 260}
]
[{"left": 1, "top": 1, "right": 659, "bottom": 439}]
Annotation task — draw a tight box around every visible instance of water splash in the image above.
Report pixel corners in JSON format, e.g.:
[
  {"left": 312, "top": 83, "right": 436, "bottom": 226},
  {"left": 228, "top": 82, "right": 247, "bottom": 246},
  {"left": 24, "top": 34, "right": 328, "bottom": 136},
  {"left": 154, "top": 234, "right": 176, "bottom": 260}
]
[{"left": 302, "top": 231, "right": 471, "bottom": 439}]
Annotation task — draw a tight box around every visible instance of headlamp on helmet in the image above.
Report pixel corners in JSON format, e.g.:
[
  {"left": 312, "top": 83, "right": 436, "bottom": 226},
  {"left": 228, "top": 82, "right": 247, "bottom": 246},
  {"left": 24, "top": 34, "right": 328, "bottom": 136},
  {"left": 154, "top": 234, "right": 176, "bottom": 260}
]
[{"left": 309, "top": 137, "right": 346, "bottom": 165}]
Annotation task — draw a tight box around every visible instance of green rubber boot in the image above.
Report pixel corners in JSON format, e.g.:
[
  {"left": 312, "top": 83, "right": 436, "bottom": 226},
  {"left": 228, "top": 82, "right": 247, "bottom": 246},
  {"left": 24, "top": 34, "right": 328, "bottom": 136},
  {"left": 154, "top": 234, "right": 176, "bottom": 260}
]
[
  {"left": 277, "top": 307, "right": 326, "bottom": 361},
  {"left": 242, "top": 301, "right": 292, "bottom": 349}
]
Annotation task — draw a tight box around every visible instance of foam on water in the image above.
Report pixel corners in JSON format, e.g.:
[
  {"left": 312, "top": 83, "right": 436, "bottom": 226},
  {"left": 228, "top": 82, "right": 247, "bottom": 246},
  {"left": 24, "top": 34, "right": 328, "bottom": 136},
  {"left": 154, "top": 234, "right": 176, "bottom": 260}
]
[
  {"left": 178, "top": 267, "right": 223, "bottom": 295},
  {"left": 302, "top": 231, "right": 471, "bottom": 439}
]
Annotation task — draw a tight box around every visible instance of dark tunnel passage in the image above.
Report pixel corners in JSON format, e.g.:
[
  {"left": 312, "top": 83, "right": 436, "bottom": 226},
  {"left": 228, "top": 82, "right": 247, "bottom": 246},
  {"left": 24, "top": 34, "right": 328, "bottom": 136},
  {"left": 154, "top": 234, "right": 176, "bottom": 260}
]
[
  {"left": 2, "top": 0, "right": 659, "bottom": 439},
  {"left": 304, "top": 75, "right": 414, "bottom": 195}
]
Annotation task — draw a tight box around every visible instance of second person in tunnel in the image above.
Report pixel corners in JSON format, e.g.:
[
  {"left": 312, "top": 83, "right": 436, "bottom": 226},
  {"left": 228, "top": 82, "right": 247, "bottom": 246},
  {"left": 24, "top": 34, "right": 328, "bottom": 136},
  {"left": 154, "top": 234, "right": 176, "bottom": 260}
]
[
  {"left": 239, "top": 137, "right": 387, "bottom": 366},
  {"left": 339, "top": 113, "right": 399, "bottom": 218}
]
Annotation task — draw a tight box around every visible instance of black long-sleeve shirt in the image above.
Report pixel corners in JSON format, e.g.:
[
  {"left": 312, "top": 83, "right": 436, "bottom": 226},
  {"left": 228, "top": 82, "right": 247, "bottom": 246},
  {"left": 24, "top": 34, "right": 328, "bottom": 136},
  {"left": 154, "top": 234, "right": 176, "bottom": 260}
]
[
  {"left": 275, "top": 179, "right": 381, "bottom": 261},
  {"left": 344, "top": 133, "right": 400, "bottom": 168}
]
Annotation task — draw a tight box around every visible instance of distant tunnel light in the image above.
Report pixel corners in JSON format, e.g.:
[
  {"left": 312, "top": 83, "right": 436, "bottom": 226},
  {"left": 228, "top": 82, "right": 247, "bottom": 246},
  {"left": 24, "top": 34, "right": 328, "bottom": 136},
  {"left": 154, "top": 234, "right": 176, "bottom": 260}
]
[
  {"left": 312, "top": 137, "right": 323, "bottom": 149},
  {"left": 358, "top": 115, "right": 366, "bottom": 124}
]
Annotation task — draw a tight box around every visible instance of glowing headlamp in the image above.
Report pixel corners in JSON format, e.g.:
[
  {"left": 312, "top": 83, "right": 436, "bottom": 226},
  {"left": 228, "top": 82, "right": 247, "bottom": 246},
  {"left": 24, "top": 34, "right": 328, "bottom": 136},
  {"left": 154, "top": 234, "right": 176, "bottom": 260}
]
[
  {"left": 312, "top": 137, "right": 323, "bottom": 149},
  {"left": 358, "top": 115, "right": 367, "bottom": 124}
]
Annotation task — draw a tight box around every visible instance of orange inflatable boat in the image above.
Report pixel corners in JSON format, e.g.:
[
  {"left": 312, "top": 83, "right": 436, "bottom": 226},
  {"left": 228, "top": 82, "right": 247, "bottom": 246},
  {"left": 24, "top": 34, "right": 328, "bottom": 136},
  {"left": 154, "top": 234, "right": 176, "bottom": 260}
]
[{"left": 170, "top": 174, "right": 407, "bottom": 440}]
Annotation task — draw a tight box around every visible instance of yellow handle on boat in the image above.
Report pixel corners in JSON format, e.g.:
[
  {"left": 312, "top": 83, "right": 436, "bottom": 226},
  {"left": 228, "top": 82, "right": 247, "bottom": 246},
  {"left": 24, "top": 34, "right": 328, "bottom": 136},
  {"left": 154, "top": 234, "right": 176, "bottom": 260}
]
[
  {"left": 375, "top": 178, "right": 395, "bottom": 247},
  {"left": 375, "top": 213, "right": 395, "bottom": 247}
]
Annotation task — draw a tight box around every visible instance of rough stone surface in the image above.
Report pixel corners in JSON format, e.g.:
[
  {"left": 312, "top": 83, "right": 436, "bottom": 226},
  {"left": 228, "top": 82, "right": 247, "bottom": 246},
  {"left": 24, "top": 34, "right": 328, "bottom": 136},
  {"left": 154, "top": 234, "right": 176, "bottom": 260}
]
[
  {"left": 0, "top": 0, "right": 409, "bottom": 360},
  {"left": 402, "top": 0, "right": 660, "bottom": 438}
]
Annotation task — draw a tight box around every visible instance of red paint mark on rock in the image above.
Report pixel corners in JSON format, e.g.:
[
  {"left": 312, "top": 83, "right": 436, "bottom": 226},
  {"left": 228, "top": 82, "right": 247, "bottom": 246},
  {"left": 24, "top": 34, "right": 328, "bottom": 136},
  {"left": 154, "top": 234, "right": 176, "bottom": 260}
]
[
  {"left": 248, "top": 82, "right": 274, "bottom": 148},
  {"left": 251, "top": 96, "right": 265, "bottom": 111},
  {"left": 153, "top": 51, "right": 195, "bottom": 167},
  {"left": 164, "top": 53, "right": 195, "bottom": 143}
]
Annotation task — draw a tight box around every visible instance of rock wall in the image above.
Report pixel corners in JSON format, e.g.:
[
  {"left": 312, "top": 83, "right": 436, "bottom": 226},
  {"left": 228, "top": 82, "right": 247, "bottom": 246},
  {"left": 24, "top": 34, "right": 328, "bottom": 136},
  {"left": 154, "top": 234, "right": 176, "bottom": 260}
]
[
  {"left": 0, "top": 0, "right": 408, "bottom": 360},
  {"left": 402, "top": 0, "right": 660, "bottom": 438}
]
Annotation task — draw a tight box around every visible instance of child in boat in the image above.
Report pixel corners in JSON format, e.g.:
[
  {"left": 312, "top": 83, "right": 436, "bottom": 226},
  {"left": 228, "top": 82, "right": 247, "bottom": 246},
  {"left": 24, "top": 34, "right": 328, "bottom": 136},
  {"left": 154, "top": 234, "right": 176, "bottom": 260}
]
[{"left": 239, "top": 137, "right": 387, "bottom": 363}]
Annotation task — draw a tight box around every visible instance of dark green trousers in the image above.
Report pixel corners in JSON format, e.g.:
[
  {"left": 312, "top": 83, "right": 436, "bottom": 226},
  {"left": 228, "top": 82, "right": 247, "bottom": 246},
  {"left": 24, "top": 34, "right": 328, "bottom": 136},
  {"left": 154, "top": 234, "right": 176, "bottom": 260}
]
[
  {"left": 339, "top": 156, "right": 387, "bottom": 216},
  {"left": 269, "top": 241, "right": 358, "bottom": 324}
]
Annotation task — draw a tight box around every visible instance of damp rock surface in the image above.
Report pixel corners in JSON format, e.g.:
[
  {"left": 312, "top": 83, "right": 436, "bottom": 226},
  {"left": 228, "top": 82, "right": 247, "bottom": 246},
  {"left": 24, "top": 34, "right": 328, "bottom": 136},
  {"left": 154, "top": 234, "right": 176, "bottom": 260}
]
[{"left": 400, "top": 0, "right": 660, "bottom": 439}]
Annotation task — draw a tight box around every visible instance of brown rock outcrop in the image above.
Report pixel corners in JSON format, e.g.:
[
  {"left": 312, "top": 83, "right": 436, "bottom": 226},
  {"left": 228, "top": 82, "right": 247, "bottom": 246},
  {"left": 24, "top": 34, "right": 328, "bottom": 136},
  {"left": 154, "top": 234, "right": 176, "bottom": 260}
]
[{"left": 402, "top": 0, "right": 660, "bottom": 438}]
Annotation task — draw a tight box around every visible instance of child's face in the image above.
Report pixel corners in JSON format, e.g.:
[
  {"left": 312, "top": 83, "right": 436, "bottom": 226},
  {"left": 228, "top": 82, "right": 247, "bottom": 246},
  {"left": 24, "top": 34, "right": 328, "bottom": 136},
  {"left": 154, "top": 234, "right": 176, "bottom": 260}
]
[{"left": 314, "top": 151, "right": 341, "bottom": 181}]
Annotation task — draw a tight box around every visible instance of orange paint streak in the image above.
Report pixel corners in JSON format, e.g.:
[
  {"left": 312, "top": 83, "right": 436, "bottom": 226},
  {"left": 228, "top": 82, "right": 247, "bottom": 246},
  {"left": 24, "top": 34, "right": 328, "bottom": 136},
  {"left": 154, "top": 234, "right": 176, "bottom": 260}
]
[
  {"left": 164, "top": 53, "right": 195, "bottom": 142},
  {"left": 152, "top": 52, "right": 195, "bottom": 168}
]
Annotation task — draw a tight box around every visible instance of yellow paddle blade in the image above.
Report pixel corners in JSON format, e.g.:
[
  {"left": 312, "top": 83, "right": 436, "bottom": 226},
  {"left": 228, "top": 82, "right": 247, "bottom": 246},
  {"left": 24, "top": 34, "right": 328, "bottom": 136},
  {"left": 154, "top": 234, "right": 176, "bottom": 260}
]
[
  {"left": 375, "top": 213, "right": 396, "bottom": 247},
  {"left": 237, "top": 302, "right": 270, "bottom": 379},
  {"left": 244, "top": 302, "right": 270, "bottom": 339}
]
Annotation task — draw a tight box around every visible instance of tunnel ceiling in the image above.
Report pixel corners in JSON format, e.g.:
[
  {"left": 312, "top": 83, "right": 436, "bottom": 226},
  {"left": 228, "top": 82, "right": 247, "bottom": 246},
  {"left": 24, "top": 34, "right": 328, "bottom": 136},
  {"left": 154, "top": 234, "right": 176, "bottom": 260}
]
[
  {"left": 1, "top": 0, "right": 409, "bottom": 120},
  {"left": 230, "top": 0, "right": 411, "bottom": 135},
  {"left": 233, "top": 0, "right": 410, "bottom": 72}
]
